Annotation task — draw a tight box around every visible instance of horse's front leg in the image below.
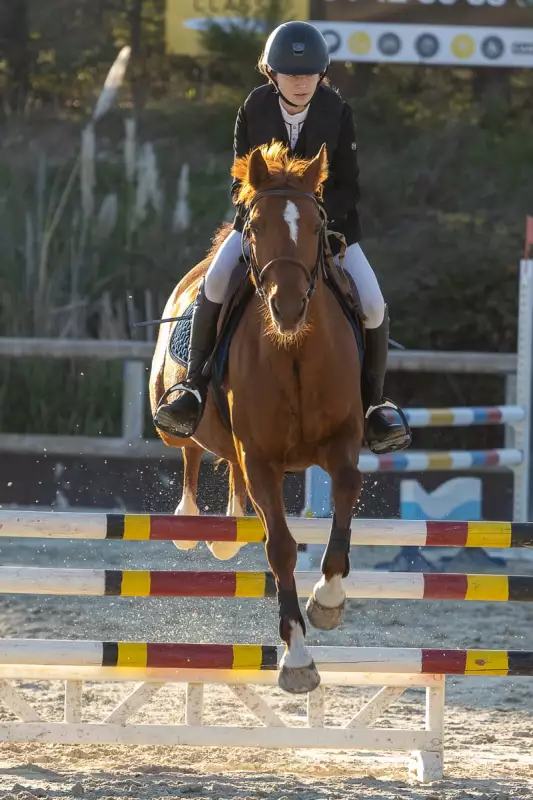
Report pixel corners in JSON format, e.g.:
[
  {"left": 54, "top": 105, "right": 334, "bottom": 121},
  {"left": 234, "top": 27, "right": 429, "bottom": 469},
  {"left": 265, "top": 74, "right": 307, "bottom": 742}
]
[
  {"left": 306, "top": 442, "right": 362, "bottom": 630},
  {"left": 243, "top": 453, "right": 320, "bottom": 694}
]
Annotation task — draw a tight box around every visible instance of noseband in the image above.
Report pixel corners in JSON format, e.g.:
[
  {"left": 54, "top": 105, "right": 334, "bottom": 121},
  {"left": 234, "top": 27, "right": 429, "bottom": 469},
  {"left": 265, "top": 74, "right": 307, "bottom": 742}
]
[{"left": 242, "top": 188, "right": 327, "bottom": 304}]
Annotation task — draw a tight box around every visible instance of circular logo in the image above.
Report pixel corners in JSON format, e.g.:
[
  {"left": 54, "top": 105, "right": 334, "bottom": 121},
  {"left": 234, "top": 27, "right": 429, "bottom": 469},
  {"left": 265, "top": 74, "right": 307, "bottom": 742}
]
[
  {"left": 415, "top": 33, "right": 440, "bottom": 59},
  {"left": 321, "top": 29, "right": 342, "bottom": 55},
  {"left": 482, "top": 35, "right": 504, "bottom": 60},
  {"left": 378, "top": 32, "right": 401, "bottom": 57},
  {"left": 451, "top": 34, "right": 475, "bottom": 60},
  {"left": 348, "top": 31, "right": 372, "bottom": 56}
]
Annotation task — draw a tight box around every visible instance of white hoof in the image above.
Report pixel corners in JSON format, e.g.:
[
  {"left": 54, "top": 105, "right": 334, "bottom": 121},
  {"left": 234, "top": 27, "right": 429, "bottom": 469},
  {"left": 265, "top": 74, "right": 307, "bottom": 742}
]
[
  {"left": 173, "top": 492, "right": 199, "bottom": 551},
  {"left": 306, "top": 595, "right": 345, "bottom": 630},
  {"left": 207, "top": 541, "right": 245, "bottom": 560},
  {"left": 312, "top": 574, "right": 346, "bottom": 607},
  {"left": 307, "top": 574, "right": 346, "bottom": 630},
  {"left": 279, "top": 661, "right": 320, "bottom": 694},
  {"left": 278, "top": 623, "right": 319, "bottom": 694}
]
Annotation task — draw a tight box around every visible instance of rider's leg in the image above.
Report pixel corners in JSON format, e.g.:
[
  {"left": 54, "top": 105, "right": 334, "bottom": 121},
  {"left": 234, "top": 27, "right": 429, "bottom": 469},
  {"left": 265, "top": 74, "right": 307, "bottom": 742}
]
[
  {"left": 342, "top": 243, "right": 411, "bottom": 454},
  {"left": 153, "top": 230, "right": 243, "bottom": 437},
  {"left": 204, "top": 229, "right": 244, "bottom": 305}
]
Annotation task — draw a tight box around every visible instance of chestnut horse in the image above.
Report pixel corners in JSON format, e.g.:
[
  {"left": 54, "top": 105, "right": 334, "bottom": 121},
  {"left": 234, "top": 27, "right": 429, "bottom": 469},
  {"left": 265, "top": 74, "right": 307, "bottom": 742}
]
[{"left": 150, "top": 142, "right": 364, "bottom": 693}]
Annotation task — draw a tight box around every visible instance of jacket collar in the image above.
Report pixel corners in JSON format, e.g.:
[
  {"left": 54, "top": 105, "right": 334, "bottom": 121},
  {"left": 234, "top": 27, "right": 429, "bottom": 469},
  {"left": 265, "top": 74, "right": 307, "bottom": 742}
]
[{"left": 264, "top": 83, "right": 331, "bottom": 156}]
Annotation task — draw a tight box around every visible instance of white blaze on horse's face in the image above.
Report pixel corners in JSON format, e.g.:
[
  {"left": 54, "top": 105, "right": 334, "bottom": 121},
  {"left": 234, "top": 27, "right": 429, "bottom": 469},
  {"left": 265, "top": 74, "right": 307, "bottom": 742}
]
[{"left": 283, "top": 200, "right": 299, "bottom": 245}]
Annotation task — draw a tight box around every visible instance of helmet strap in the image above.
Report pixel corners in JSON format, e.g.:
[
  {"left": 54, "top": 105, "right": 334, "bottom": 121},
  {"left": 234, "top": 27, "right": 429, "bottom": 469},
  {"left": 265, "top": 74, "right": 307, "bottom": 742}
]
[
  {"left": 277, "top": 85, "right": 310, "bottom": 109},
  {"left": 268, "top": 70, "right": 327, "bottom": 109}
]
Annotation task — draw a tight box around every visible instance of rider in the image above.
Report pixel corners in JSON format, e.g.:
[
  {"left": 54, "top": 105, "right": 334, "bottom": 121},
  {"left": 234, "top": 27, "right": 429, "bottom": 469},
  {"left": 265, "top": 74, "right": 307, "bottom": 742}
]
[{"left": 154, "top": 21, "right": 411, "bottom": 454}]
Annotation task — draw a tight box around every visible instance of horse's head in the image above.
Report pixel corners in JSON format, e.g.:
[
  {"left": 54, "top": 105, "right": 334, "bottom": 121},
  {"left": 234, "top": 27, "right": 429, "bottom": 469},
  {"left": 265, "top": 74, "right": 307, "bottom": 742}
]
[{"left": 232, "top": 142, "right": 328, "bottom": 342}]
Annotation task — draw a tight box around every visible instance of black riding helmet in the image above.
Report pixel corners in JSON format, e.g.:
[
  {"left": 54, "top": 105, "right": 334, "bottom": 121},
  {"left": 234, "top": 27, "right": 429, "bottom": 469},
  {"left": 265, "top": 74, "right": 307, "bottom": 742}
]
[
  {"left": 263, "top": 21, "right": 330, "bottom": 76},
  {"left": 261, "top": 22, "right": 330, "bottom": 106}
]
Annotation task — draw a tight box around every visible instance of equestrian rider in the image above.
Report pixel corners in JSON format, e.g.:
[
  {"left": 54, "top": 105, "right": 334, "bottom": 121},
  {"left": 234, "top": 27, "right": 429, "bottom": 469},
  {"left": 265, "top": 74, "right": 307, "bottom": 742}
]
[{"left": 155, "top": 21, "right": 411, "bottom": 455}]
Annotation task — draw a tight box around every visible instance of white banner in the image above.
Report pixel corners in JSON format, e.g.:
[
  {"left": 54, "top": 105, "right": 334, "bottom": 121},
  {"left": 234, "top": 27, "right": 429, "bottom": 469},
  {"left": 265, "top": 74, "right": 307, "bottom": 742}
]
[{"left": 314, "top": 20, "right": 533, "bottom": 66}]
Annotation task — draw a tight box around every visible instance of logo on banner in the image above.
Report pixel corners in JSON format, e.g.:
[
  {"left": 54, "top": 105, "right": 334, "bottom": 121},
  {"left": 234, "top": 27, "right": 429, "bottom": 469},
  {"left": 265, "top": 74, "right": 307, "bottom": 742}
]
[
  {"left": 321, "top": 28, "right": 342, "bottom": 54},
  {"left": 348, "top": 30, "right": 372, "bottom": 55},
  {"left": 378, "top": 32, "right": 401, "bottom": 57},
  {"left": 451, "top": 34, "right": 476, "bottom": 60},
  {"left": 482, "top": 36, "right": 505, "bottom": 60},
  {"left": 415, "top": 33, "right": 440, "bottom": 59}
]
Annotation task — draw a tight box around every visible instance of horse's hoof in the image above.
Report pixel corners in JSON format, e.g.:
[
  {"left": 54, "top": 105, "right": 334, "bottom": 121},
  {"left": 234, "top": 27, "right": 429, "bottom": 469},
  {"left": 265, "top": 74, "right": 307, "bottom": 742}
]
[
  {"left": 278, "top": 661, "right": 321, "bottom": 694},
  {"left": 306, "top": 595, "right": 345, "bottom": 630},
  {"left": 207, "top": 541, "right": 245, "bottom": 560},
  {"left": 172, "top": 540, "right": 198, "bottom": 551}
]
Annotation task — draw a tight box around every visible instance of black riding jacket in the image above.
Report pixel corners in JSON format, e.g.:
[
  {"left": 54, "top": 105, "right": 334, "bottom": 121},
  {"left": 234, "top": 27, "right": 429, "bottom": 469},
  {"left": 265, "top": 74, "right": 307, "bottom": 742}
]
[{"left": 231, "top": 82, "right": 362, "bottom": 245}]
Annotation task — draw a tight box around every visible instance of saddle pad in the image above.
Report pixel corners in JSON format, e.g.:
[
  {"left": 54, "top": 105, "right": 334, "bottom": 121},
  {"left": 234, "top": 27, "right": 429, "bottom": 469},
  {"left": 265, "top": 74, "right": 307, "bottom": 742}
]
[{"left": 168, "top": 302, "right": 194, "bottom": 366}]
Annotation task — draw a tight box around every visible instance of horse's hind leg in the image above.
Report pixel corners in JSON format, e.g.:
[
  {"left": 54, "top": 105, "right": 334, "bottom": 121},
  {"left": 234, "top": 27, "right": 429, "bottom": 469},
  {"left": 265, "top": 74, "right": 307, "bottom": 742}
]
[
  {"left": 307, "top": 442, "right": 362, "bottom": 630},
  {"left": 207, "top": 462, "right": 248, "bottom": 561},
  {"left": 242, "top": 453, "right": 320, "bottom": 694},
  {"left": 173, "top": 442, "right": 203, "bottom": 551},
  {"left": 227, "top": 461, "right": 247, "bottom": 518}
]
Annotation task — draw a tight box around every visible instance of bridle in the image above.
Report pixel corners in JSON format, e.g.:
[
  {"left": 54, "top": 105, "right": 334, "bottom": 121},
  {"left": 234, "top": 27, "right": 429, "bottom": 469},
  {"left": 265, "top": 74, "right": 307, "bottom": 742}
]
[
  {"left": 134, "top": 188, "right": 328, "bottom": 335},
  {"left": 241, "top": 188, "right": 328, "bottom": 304}
]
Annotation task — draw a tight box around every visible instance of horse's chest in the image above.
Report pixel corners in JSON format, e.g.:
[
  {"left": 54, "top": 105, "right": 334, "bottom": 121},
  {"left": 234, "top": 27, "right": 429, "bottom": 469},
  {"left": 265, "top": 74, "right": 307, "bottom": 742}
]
[{"left": 231, "top": 348, "right": 357, "bottom": 453}]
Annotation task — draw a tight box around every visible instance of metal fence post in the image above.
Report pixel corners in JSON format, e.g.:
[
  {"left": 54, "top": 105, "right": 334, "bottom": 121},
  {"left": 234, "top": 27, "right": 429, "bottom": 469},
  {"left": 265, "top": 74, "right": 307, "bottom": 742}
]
[{"left": 513, "top": 260, "right": 533, "bottom": 522}]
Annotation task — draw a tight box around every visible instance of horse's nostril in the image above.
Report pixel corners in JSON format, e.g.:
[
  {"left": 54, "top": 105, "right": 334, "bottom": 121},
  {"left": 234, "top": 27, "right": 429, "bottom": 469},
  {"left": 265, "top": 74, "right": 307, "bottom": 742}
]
[
  {"left": 300, "top": 299, "right": 308, "bottom": 316},
  {"left": 272, "top": 298, "right": 280, "bottom": 317}
]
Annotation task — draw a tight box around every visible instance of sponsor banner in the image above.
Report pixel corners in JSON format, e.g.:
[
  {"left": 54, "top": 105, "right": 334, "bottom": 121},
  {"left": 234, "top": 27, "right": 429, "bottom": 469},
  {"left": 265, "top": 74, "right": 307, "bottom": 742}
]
[
  {"left": 315, "top": 21, "right": 533, "bottom": 66},
  {"left": 313, "top": 0, "right": 533, "bottom": 30},
  {"left": 166, "top": 0, "right": 533, "bottom": 66}
]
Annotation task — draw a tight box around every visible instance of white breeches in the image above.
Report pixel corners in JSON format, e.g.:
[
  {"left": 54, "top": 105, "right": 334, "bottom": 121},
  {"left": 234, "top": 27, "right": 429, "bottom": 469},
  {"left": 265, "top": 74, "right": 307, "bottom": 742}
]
[
  {"left": 204, "top": 230, "right": 244, "bottom": 304},
  {"left": 337, "top": 243, "right": 385, "bottom": 329},
  {"left": 204, "top": 230, "right": 385, "bottom": 330}
]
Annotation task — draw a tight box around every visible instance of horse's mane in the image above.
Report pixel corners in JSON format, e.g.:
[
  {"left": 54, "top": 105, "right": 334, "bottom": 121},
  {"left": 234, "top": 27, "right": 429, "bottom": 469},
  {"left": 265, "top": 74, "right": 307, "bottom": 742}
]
[
  {"left": 206, "top": 222, "right": 234, "bottom": 260},
  {"left": 205, "top": 143, "right": 328, "bottom": 262},
  {"left": 232, "top": 141, "right": 328, "bottom": 208}
]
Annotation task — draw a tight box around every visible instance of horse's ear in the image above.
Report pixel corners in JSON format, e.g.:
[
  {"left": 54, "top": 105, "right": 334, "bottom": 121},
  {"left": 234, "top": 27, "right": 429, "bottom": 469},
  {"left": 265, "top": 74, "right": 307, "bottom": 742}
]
[
  {"left": 301, "top": 144, "right": 328, "bottom": 193},
  {"left": 247, "top": 147, "right": 270, "bottom": 189}
]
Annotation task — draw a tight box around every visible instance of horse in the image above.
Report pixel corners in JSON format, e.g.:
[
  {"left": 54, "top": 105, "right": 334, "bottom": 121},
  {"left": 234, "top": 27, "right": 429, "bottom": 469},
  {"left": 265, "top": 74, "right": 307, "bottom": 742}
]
[{"left": 149, "top": 141, "right": 364, "bottom": 693}]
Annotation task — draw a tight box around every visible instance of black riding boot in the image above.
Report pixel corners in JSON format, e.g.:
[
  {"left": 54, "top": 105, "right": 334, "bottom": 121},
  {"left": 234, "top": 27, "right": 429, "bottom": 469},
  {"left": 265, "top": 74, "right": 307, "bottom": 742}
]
[
  {"left": 362, "top": 306, "right": 411, "bottom": 454},
  {"left": 154, "top": 280, "right": 222, "bottom": 438}
]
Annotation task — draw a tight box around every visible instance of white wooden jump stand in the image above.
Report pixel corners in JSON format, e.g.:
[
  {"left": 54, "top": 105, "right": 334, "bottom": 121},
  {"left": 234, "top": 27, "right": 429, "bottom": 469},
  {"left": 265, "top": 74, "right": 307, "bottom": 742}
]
[
  {"left": 0, "top": 654, "right": 445, "bottom": 782},
  {"left": 1, "top": 514, "right": 533, "bottom": 781}
]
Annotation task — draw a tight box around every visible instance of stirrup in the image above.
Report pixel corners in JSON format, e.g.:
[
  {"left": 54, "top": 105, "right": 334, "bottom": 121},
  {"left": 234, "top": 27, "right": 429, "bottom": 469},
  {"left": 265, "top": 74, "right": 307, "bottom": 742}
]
[
  {"left": 153, "top": 381, "right": 204, "bottom": 438},
  {"left": 365, "top": 398, "right": 412, "bottom": 455},
  {"left": 171, "top": 381, "right": 203, "bottom": 405}
]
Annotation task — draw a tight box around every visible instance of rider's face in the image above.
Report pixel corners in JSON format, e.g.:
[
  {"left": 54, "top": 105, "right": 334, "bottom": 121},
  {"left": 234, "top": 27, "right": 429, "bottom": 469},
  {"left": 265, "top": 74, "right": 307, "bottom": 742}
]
[{"left": 273, "top": 73, "right": 321, "bottom": 111}]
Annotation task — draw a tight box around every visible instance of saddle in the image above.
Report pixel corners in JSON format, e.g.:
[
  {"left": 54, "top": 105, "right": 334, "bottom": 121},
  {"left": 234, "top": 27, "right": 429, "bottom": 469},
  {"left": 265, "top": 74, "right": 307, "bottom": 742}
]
[{"left": 169, "top": 232, "right": 366, "bottom": 430}]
